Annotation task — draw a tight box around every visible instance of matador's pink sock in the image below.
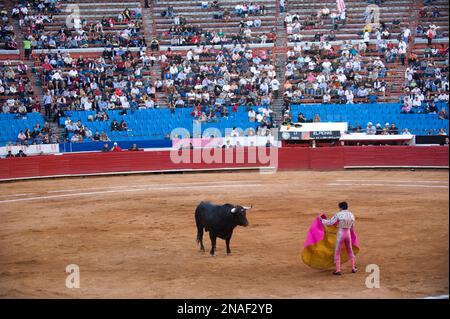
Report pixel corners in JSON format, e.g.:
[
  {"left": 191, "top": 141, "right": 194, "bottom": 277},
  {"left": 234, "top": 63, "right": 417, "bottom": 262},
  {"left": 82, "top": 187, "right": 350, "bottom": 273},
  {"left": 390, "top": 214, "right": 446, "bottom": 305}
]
[
  {"left": 335, "top": 256, "right": 341, "bottom": 273},
  {"left": 351, "top": 258, "right": 356, "bottom": 270}
]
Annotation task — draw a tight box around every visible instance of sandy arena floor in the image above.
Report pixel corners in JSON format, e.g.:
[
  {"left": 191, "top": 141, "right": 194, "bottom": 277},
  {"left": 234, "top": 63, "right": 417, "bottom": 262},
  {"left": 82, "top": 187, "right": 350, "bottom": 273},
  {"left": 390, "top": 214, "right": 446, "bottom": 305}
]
[{"left": 0, "top": 170, "right": 448, "bottom": 299}]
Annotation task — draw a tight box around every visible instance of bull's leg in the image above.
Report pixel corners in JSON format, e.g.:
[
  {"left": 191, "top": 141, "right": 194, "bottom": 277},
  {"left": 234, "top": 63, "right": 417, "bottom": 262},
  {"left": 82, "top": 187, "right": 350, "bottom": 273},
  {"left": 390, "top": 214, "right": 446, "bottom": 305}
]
[
  {"left": 209, "top": 232, "right": 217, "bottom": 256},
  {"left": 197, "top": 227, "right": 205, "bottom": 252},
  {"left": 226, "top": 236, "right": 232, "bottom": 255}
]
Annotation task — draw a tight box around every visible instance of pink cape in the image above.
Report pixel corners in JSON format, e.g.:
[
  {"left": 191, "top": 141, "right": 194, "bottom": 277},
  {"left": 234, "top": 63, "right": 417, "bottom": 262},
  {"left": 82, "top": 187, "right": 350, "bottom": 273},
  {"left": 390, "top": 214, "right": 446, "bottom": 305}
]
[{"left": 301, "top": 214, "right": 360, "bottom": 269}]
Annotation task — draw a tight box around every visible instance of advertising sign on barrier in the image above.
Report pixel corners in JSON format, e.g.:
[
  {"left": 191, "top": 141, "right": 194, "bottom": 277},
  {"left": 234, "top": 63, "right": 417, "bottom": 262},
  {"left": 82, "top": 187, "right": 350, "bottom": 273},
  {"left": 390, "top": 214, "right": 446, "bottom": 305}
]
[
  {"left": 278, "top": 131, "right": 305, "bottom": 140},
  {"left": 311, "top": 131, "right": 341, "bottom": 140}
]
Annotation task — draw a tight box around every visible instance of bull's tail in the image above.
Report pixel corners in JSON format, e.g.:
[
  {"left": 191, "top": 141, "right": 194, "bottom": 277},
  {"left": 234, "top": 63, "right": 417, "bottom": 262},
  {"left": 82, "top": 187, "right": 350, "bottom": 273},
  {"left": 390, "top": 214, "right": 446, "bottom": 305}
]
[
  {"left": 195, "top": 213, "right": 203, "bottom": 245},
  {"left": 195, "top": 205, "right": 205, "bottom": 251}
]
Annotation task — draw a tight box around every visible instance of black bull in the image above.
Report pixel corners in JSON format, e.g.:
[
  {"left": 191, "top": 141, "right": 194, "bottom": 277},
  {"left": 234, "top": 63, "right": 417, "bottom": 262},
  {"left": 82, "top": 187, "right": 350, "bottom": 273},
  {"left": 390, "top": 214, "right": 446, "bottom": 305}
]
[{"left": 195, "top": 202, "right": 252, "bottom": 256}]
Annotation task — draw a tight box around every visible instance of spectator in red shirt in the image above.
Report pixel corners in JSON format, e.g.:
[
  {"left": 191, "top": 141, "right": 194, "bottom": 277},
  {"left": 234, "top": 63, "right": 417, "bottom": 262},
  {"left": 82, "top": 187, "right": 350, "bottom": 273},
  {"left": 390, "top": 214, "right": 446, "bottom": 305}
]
[
  {"left": 427, "top": 27, "right": 436, "bottom": 46},
  {"left": 438, "top": 44, "right": 449, "bottom": 56},
  {"left": 111, "top": 142, "right": 122, "bottom": 152},
  {"left": 191, "top": 35, "right": 199, "bottom": 45}
]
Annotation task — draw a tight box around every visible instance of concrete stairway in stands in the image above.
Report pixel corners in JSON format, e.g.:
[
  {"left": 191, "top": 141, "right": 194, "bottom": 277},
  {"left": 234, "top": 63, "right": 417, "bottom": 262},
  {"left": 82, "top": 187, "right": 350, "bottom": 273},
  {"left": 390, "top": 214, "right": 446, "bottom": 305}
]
[
  {"left": 272, "top": 7, "right": 287, "bottom": 126},
  {"left": 142, "top": 0, "right": 168, "bottom": 108}
]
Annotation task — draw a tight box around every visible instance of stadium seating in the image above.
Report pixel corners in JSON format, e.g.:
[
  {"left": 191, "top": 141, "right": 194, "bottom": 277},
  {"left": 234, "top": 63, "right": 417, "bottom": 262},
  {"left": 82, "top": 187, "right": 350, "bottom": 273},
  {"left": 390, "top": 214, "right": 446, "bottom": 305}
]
[
  {"left": 0, "top": 60, "right": 36, "bottom": 110},
  {"left": 290, "top": 102, "right": 449, "bottom": 135},
  {"left": 59, "top": 106, "right": 261, "bottom": 142},
  {"left": 35, "top": 50, "right": 154, "bottom": 107},
  {"left": 286, "top": 0, "right": 416, "bottom": 42},
  {"left": 158, "top": 46, "right": 276, "bottom": 108},
  {"left": 0, "top": 112, "right": 45, "bottom": 145},
  {"left": 283, "top": 0, "right": 419, "bottom": 104},
  {"left": 0, "top": 0, "right": 448, "bottom": 149},
  {"left": 20, "top": 0, "right": 145, "bottom": 50},
  {"left": 415, "top": 0, "right": 449, "bottom": 44},
  {"left": 153, "top": 0, "right": 277, "bottom": 46},
  {"left": 0, "top": 1, "right": 17, "bottom": 51}
]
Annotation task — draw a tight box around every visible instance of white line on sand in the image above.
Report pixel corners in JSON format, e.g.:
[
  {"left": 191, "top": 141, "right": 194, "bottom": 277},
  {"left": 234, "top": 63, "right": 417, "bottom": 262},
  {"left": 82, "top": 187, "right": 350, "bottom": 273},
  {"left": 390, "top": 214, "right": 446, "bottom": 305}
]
[
  {"left": 328, "top": 183, "right": 449, "bottom": 188},
  {"left": 0, "top": 193, "right": 36, "bottom": 198},
  {"left": 47, "top": 185, "right": 132, "bottom": 193},
  {"left": 336, "top": 179, "right": 449, "bottom": 184},
  {"left": 0, "top": 183, "right": 263, "bottom": 204},
  {"left": 46, "top": 180, "right": 262, "bottom": 194}
]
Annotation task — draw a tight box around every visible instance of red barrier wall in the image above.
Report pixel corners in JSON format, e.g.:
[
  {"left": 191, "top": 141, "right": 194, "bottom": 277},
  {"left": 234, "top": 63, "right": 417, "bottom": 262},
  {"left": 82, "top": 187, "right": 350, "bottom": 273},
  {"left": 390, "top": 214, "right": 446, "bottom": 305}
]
[{"left": 0, "top": 146, "right": 448, "bottom": 181}]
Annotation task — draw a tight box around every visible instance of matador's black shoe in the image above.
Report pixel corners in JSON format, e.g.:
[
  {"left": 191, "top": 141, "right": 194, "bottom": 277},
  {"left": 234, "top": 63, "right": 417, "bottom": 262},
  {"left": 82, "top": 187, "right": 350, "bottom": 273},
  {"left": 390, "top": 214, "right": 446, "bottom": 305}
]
[
  {"left": 333, "top": 271, "right": 342, "bottom": 276},
  {"left": 352, "top": 268, "right": 358, "bottom": 273}
]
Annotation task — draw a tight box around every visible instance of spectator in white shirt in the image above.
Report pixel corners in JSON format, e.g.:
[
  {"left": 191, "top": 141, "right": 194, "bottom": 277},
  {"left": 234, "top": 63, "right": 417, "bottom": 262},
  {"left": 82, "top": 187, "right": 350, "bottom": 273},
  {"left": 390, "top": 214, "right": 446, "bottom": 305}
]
[
  {"left": 248, "top": 109, "right": 256, "bottom": 122},
  {"left": 366, "top": 122, "right": 376, "bottom": 135},
  {"left": 323, "top": 92, "right": 331, "bottom": 103},
  {"left": 270, "top": 77, "right": 280, "bottom": 98}
]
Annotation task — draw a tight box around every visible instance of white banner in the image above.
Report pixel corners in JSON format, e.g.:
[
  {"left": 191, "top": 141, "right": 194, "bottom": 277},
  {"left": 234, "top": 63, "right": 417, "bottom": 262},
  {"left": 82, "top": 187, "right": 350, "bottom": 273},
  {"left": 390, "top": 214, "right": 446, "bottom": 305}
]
[
  {"left": 0, "top": 144, "right": 60, "bottom": 156},
  {"left": 280, "top": 122, "right": 349, "bottom": 133},
  {"left": 173, "top": 136, "right": 277, "bottom": 149},
  {"left": 339, "top": 133, "right": 415, "bottom": 145}
]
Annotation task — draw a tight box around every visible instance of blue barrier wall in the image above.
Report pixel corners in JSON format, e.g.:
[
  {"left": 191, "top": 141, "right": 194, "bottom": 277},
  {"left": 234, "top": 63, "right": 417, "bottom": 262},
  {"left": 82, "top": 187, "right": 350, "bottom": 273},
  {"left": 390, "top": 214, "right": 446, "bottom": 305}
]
[
  {"left": 59, "top": 139, "right": 172, "bottom": 153},
  {"left": 61, "top": 107, "right": 261, "bottom": 142}
]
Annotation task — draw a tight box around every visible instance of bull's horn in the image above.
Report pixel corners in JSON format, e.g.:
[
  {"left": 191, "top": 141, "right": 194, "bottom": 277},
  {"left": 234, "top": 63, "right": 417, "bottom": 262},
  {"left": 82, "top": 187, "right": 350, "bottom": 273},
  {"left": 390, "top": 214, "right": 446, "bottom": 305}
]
[
  {"left": 231, "top": 207, "right": 237, "bottom": 213},
  {"left": 243, "top": 205, "right": 253, "bottom": 210}
]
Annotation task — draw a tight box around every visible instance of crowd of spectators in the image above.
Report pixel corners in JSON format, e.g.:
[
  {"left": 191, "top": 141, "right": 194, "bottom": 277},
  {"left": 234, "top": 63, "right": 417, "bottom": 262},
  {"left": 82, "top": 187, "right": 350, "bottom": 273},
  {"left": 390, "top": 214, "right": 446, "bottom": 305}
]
[
  {"left": 1, "top": 0, "right": 447, "bottom": 148},
  {"left": 363, "top": 121, "right": 401, "bottom": 135},
  {"left": 284, "top": 6, "right": 347, "bottom": 43},
  {"left": 63, "top": 113, "right": 131, "bottom": 143},
  {"left": 401, "top": 44, "right": 449, "bottom": 116},
  {"left": 38, "top": 47, "right": 158, "bottom": 123},
  {"left": 0, "top": 6, "right": 18, "bottom": 50},
  {"left": 12, "top": 120, "right": 58, "bottom": 146},
  {"left": 280, "top": 1, "right": 427, "bottom": 106},
  {"left": 283, "top": 41, "right": 387, "bottom": 106},
  {"left": 10, "top": 1, "right": 145, "bottom": 51},
  {"left": 158, "top": 45, "right": 276, "bottom": 124},
  {"left": 283, "top": 0, "right": 444, "bottom": 113},
  {"left": 416, "top": 4, "right": 446, "bottom": 46},
  {"left": 63, "top": 115, "right": 113, "bottom": 143},
  {"left": 160, "top": 1, "right": 274, "bottom": 46},
  {"left": 1, "top": 61, "right": 40, "bottom": 114},
  {"left": 399, "top": 0, "right": 449, "bottom": 118}
]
